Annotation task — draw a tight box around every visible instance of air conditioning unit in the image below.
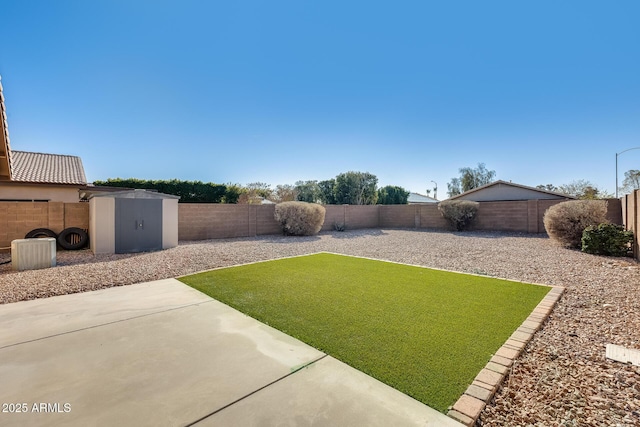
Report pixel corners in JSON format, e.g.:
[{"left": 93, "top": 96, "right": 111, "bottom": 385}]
[{"left": 11, "top": 238, "right": 57, "bottom": 271}]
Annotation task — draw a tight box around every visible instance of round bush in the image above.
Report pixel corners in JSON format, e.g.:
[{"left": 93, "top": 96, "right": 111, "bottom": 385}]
[
  {"left": 274, "top": 201, "right": 326, "bottom": 236},
  {"left": 581, "top": 223, "right": 634, "bottom": 257},
  {"left": 543, "top": 200, "right": 608, "bottom": 248},
  {"left": 437, "top": 200, "right": 479, "bottom": 231}
]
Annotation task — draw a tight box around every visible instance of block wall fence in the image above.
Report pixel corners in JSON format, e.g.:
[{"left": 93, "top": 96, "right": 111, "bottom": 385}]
[
  {"left": 177, "top": 198, "right": 622, "bottom": 240},
  {"left": 622, "top": 189, "right": 640, "bottom": 260},
  {"left": 0, "top": 198, "right": 624, "bottom": 250},
  {"left": 0, "top": 202, "right": 89, "bottom": 249}
]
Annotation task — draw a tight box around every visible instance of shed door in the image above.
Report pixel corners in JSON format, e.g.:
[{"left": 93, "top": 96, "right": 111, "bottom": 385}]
[{"left": 115, "top": 199, "right": 163, "bottom": 253}]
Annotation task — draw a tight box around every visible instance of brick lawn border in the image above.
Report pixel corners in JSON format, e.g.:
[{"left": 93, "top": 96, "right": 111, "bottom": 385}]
[{"left": 447, "top": 285, "right": 565, "bottom": 426}]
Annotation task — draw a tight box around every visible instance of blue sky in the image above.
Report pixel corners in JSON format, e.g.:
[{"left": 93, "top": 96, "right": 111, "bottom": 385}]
[{"left": 1, "top": 1, "right": 639, "bottom": 197}]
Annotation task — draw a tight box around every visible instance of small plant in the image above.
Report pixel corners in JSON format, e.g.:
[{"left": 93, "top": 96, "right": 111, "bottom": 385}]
[
  {"left": 437, "top": 200, "right": 479, "bottom": 231},
  {"left": 581, "top": 223, "right": 634, "bottom": 257},
  {"left": 333, "top": 222, "right": 346, "bottom": 232},
  {"left": 543, "top": 200, "right": 608, "bottom": 248},
  {"left": 274, "top": 201, "right": 326, "bottom": 236}
]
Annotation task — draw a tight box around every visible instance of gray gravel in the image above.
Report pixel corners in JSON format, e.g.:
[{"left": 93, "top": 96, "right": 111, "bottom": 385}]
[{"left": 1, "top": 229, "right": 639, "bottom": 426}]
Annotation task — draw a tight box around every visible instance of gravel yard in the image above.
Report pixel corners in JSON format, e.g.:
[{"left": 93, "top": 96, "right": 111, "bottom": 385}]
[{"left": 1, "top": 228, "right": 639, "bottom": 426}]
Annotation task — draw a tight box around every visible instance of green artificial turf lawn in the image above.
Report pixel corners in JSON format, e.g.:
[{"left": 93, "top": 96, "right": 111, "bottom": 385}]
[{"left": 179, "top": 252, "right": 549, "bottom": 412}]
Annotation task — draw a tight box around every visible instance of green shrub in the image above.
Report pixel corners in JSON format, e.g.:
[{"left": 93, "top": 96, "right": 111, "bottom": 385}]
[
  {"left": 274, "top": 201, "right": 326, "bottom": 236},
  {"left": 581, "top": 223, "right": 634, "bottom": 256},
  {"left": 438, "top": 200, "right": 479, "bottom": 231},
  {"left": 93, "top": 178, "right": 229, "bottom": 203},
  {"left": 333, "top": 222, "right": 346, "bottom": 232},
  {"left": 543, "top": 200, "right": 608, "bottom": 248}
]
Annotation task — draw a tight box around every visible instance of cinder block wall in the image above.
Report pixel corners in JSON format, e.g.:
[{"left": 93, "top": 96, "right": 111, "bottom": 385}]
[
  {"left": 345, "top": 205, "right": 379, "bottom": 229},
  {"left": 178, "top": 204, "right": 252, "bottom": 240},
  {"left": 622, "top": 190, "right": 639, "bottom": 260},
  {"left": 0, "top": 202, "right": 89, "bottom": 249},
  {"left": 380, "top": 205, "right": 417, "bottom": 228},
  {"left": 605, "top": 198, "right": 623, "bottom": 225},
  {"left": 321, "top": 205, "right": 347, "bottom": 231},
  {"left": 3, "top": 198, "right": 625, "bottom": 249},
  {"left": 256, "top": 205, "right": 281, "bottom": 235},
  {"left": 472, "top": 201, "right": 529, "bottom": 231},
  {"left": 418, "top": 204, "right": 450, "bottom": 229}
]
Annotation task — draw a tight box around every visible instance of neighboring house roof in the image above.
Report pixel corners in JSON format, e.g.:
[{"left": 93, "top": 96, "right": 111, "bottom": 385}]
[
  {"left": 11, "top": 150, "right": 87, "bottom": 185},
  {"left": 448, "top": 180, "right": 575, "bottom": 202},
  {"left": 407, "top": 192, "right": 439, "bottom": 204},
  {"left": 0, "top": 76, "right": 12, "bottom": 181}
]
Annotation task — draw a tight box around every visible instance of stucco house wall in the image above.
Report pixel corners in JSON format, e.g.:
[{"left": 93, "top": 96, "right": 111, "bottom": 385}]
[{"left": 0, "top": 183, "right": 81, "bottom": 203}]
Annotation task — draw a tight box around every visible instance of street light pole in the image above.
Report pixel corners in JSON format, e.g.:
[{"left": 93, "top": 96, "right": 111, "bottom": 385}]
[{"left": 616, "top": 147, "right": 640, "bottom": 198}]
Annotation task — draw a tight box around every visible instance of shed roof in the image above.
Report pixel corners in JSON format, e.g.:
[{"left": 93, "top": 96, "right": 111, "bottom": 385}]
[
  {"left": 89, "top": 189, "right": 180, "bottom": 200},
  {"left": 448, "top": 180, "right": 575, "bottom": 202},
  {"left": 11, "top": 151, "right": 87, "bottom": 185}
]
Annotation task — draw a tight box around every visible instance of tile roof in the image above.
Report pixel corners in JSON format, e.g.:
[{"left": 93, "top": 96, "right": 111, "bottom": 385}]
[{"left": 11, "top": 150, "right": 87, "bottom": 185}]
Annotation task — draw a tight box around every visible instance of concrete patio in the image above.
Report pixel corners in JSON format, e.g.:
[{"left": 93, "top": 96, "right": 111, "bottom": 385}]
[{"left": 0, "top": 278, "right": 460, "bottom": 426}]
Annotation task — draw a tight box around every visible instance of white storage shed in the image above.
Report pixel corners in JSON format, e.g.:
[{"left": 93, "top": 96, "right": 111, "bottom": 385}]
[{"left": 89, "top": 189, "right": 179, "bottom": 254}]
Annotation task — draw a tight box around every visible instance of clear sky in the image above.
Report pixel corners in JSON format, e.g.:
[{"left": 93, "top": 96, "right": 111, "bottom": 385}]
[{"left": 1, "top": 1, "right": 639, "bottom": 197}]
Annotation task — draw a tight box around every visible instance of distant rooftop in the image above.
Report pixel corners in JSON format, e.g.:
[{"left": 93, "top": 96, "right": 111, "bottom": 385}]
[
  {"left": 11, "top": 150, "right": 87, "bottom": 185},
  {"left": 408, "top": 192, "right": 438, "bottom": 204}
]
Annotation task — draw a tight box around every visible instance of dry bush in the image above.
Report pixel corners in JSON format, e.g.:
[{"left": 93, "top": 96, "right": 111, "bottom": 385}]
[
  {"left": 543, "top": 200, "right": 608, "bottom": 248},
  {"left": 274, "top": 201, "right": 326, "bottom": 236},
  {"left": 438, "top": 200, "right": 480, "bottom": 231}
]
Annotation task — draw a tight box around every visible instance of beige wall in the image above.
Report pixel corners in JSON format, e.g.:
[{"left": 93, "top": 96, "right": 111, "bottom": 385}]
[
  {"left": 3, "top": 199, "right": 627, "bottom": 252},
  {"left": 89, "top": 197, "right": 115, "bottom": 254},
  {"left": 622, "top": 190, "right": 639, "bottom": 260},
  {"left": 178, "top": 199, "right": 614, "bottom": 240},
  {"left": 0, "top": 183, "right": 81, "bottom": 203},
  {"left": 0, "top": 201, "right": 89, "bottom": 249},
  {"left": 162, "top": 199, "right": 179, "bottom": 249}
]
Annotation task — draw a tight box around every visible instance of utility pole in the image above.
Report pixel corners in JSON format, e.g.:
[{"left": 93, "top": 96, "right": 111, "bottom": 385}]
[{"left": 431, "top": 180, "right": 438, "bottom": 200}]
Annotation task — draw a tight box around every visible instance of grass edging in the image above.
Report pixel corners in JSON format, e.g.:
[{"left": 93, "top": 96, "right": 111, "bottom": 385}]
[{"left": 446, "top": 285, "right": 565, "bottom": 426}]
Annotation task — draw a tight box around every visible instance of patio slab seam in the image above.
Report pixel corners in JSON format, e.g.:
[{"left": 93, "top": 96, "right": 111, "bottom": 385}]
[
  {"left": 0, "top": 300, "right": 215, "bottom": 350},
  {"left": 185, "top": 354, "right": 329, "bottom": 426},
  {"left": 447, "top": 285, "right": 565, "bottom": 426}
]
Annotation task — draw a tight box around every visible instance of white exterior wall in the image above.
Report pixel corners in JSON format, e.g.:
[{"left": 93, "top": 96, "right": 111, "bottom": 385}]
[
  {"left": 90, "top": 197, "right": 115, "bottom": 254},
  {"left": 162, "top": 198, "right": 178, "bottom": 249}
]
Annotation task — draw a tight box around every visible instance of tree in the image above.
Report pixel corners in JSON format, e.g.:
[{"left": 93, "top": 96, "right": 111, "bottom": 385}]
[
  {"left": 536, "top": 184, "right": 559, "bottom": 192},
  {"left": 447, "top": 163, "right": 496, "bottom": 197},
  {"left": 334, "top": 171, "right": 378, "bottom": 205},
  {"left": 377, "top": 185, "right": 410, "bottom": 204},
  {"left": 222, "top": 183, "right": 243, "bottom": 203},
  {"left": 92, "top": 178, "right": 229, "bottom": 203},
  {"left": 620, "top": 170, "right": 640, "bottom": 195},
  {"left": 557, "top": 180, "right": 612, "bottom": 200},
  {"left": 318, "top": 179, "right": 337, "bottom": 204},
  {"left": 447, "top": 178, "right": 462, "bottom": 198},
  {"left": 272, "top": 184, "right": 298, "bottom": 203},
  {"left": 238, "top": 182, "right": 272, "bottom": 204},
  {"left": 295, "top": 180, "right": 321, "bottom": 203}
]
